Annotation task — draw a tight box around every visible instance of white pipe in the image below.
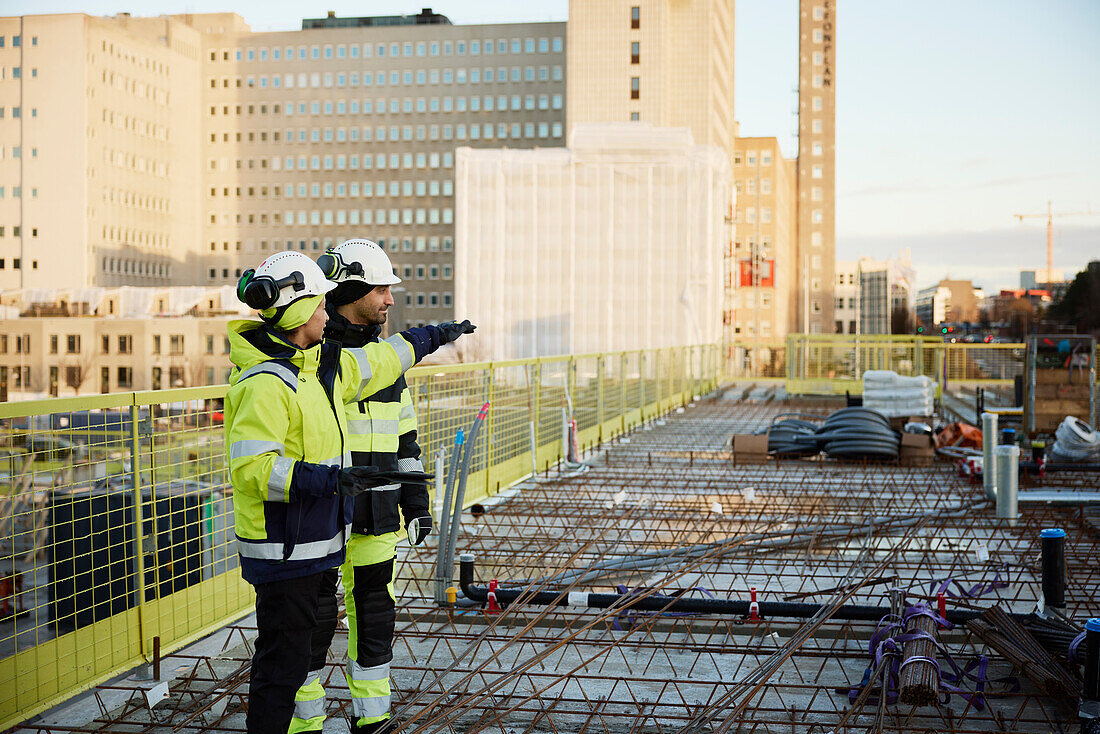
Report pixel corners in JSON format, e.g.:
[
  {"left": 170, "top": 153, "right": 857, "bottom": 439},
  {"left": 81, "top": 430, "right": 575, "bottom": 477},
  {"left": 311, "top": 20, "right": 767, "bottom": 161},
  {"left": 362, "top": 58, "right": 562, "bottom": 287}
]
[
  {"left": 995, "top": 444, "right": 1019, "bottom": 524},
  {"left": 982, "top": 412, "right": 998, "bottom": 501}
]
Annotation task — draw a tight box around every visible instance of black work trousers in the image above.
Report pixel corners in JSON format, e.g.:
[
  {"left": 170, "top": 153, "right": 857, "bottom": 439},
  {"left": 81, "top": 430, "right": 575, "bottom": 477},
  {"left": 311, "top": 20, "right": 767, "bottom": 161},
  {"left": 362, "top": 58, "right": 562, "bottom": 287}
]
[{"left": 247, "top": 568, "right": 339, "bottom": 734}]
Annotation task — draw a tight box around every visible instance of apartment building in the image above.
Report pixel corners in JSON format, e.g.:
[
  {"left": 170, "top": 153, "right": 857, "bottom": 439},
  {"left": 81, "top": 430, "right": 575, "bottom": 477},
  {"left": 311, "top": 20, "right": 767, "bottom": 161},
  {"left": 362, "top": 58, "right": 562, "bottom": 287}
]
[
  {"left": 0, "top": 287, "right": 246, "bottom": 399},
  {"left": 834, "top": 255, "right": 915, "bottom": 335},
  {"left": 834, "top": 261, "right": 858, "bottom": 334},
  {"left": 727, "top": 136, "right": 797, "bottom": 343},
  {"left": 795, "top": 0, "right": 836, "bottom": 334},
  {"left": 859, "top": 256, "right": 914, "bottom": 334},
  {"left": 567, "top": 0, "right": 735, "bottom": 158},
  {"left": 193, "top": 10, "right": 565, "bottom": 327},
  {"left": 0, "top": 13, "right": 204, "bottom": 291},
  {"left": 915, "top": 279, "right": 980, "bottom": 327}
]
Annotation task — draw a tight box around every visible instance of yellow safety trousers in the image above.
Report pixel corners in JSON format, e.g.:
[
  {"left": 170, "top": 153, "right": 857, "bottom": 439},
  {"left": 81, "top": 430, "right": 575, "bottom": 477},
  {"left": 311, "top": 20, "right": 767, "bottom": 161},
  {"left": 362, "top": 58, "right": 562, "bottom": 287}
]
[{"left": 344, "top": 531, "right": 401, "bottom": 727}]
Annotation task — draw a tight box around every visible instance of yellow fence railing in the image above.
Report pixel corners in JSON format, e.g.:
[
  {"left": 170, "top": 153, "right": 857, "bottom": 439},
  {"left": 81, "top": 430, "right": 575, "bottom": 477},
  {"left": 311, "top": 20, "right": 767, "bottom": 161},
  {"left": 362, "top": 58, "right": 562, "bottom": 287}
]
[
  {"left": 780, "top": 334, "right": 1035, "bottom": 396},
  {"left": 2, "top": 335, "right": 1093, "bottom": 727},
  {"left": 0, "top": 344, "right": 719, "bottom": 730}
]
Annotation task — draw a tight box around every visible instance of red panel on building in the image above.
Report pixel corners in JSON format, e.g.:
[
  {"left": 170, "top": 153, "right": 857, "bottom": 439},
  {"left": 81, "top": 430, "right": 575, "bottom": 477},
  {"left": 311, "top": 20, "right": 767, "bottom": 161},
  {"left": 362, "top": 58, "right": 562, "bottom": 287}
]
[{"left": 739, "top": 259, "right": 775, "bottom": 287}]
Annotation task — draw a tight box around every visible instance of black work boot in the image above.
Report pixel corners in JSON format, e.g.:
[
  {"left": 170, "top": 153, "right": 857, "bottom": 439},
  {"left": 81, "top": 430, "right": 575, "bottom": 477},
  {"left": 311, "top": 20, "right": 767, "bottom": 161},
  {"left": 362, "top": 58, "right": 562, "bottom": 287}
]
[{"left": 351, "top": 718, "right": 395, "bottom": 734}]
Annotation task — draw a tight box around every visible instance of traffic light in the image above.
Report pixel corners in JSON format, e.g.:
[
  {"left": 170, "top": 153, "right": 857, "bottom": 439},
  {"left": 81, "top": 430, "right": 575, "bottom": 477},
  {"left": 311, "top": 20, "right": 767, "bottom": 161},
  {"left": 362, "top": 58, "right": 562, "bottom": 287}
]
[
  {"left": 941, "top": 327, "right": 948, "bottom": 334},
  {"left": 917, "top": 326, "right": 924, "bottom": 334}
]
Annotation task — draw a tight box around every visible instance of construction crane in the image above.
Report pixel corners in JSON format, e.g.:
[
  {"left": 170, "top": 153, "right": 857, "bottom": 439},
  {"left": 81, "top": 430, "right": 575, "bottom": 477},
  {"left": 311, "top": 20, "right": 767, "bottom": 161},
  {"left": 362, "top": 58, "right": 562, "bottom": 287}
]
[{"left": 1014, "top": 201, "right": 1096, "bottom": 284}]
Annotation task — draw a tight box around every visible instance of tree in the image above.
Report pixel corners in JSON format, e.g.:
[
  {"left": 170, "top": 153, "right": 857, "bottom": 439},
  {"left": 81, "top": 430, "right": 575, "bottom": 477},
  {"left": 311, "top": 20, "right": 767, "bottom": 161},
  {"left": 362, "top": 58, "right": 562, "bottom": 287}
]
[
  {"left": 890, "top": 304, "right": 914, "bottom": 334},
  {"left": 993, "top": 298, "right": 1037, "bottom": 339},
  {"left": 1046, "top": 261, "right": 1100, "bottom": 333},
  {"left": 62, "top": 349, "right": 99, "bottom": 395}
]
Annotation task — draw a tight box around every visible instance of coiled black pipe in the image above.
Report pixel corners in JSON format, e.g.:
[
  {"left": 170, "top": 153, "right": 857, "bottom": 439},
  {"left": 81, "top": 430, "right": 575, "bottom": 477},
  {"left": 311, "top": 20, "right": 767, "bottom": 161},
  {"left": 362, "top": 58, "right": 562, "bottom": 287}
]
[
  {"left": 815, "top": 407, "right": 900, "bottom": 460},
  {"left": 766, "top": 418, "right": 821, "bottom": 457},
  {"left": 458, "top": 554, "right": 1021, "bottom": 625}
]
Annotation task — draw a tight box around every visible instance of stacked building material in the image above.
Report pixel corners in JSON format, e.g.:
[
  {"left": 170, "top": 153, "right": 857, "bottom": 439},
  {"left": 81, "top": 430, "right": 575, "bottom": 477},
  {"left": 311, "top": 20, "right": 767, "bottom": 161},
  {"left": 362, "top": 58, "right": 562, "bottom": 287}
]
[{"left": 862, "top": 370, "right": 936, "bottom": 418}]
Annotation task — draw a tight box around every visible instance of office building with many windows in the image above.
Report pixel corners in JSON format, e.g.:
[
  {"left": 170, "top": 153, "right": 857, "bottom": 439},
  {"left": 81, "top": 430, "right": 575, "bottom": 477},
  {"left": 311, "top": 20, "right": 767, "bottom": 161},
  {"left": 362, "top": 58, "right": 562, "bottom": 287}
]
[
  {"left": 195, "top": 10, "right": 566, "bottom": 326},
  {"left": 727, "top": 136, "right": 798, "bottom": 343},
  {"left": 796, "top": 0, "right": 836, "bottom": 333},
  {"left": 1, "top": 10, "right": 565, "bottom": 327},
  {"left": 0, "top": 12, "right": 205, "bottom": 291}
]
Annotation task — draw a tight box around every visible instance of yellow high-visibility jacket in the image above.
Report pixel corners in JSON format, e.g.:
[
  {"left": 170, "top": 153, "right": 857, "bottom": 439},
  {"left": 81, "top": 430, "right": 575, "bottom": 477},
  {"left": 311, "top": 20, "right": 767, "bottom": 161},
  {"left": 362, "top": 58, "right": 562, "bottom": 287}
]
[{"left": 223, "top": 319, "right": 415, "bottom": 583}]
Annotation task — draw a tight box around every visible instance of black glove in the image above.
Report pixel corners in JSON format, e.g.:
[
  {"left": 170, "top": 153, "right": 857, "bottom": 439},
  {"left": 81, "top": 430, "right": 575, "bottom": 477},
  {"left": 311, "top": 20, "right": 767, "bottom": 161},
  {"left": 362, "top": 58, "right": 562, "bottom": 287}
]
[
  {"left": 338, "top": 466, "right": 434, "bottom": 497},
  {"left": 438, "top": 320, "right": 476, "bottom": 343},
  {"left": 406, "top": 515, "right": 432, "bottom": 546}
]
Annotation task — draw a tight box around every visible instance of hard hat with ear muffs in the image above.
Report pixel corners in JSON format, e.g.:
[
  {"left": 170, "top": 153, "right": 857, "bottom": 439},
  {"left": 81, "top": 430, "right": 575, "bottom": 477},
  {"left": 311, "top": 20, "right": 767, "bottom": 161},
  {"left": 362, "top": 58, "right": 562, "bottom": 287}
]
[
  {"left": 317, "top": 239, "right": 401, "bottom": 286},
  {"left": 237, "top": 250, "right": 337, "bottom": 311}
]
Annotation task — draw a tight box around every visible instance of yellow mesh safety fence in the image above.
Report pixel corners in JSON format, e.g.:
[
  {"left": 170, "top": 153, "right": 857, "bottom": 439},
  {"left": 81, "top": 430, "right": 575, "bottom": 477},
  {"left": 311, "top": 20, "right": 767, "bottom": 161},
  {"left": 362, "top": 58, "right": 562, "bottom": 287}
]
[
  {"left": 0, "top": 346, "right": 719, "bottom": 730},
  {"left": 1, "top": 337, "right": 1092, "bottom": 728}
]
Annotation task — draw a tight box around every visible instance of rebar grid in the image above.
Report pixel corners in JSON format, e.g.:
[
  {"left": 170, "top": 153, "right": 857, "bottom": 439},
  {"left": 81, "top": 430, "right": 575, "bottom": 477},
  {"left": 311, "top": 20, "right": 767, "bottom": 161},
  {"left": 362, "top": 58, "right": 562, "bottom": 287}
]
[{"left": 16, "top": 395, "right": 1097, "bottom": 733}]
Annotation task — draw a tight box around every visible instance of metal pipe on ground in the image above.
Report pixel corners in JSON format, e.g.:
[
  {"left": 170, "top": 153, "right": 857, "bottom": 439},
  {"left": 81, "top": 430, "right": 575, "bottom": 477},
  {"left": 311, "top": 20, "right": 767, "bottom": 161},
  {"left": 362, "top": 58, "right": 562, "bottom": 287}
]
[
  {"left": 433, "top": 432, "right": 464, "bottom": 604},
  {"left": 518, "top": 503, "right": 984, "bottom": 588},
  {"left": 1041, "top": 528, "right": 1067, "bottom": 614},
  {"left": 441, "top": 402, "right": 490, "bottom": 591},
  {"left": 458, "top": 554, "right": 1023, "bottom": 625}
]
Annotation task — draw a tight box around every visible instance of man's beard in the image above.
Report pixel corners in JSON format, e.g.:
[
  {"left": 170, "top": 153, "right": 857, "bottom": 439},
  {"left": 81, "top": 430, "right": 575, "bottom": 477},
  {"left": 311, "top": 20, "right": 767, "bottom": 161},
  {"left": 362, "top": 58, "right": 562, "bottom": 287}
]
[{"left": 368, "top": 308, "right": 388, "bottom": 326}]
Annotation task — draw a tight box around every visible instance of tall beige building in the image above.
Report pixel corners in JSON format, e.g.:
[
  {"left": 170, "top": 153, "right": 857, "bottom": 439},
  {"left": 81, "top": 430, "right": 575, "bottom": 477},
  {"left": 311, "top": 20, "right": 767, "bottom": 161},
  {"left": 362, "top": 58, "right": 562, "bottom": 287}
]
[
  {"left": 0, "top": 13, "right": 204, "bottom": 291},
  {"left": 727, "top": 136, "right": 797, "bottom": 343},
  {"left": 566, "top": 0, "right": 735, "bottom": 156},
  {"left": 796, "top": 0, "right": 836, "bottom": 333},
  {"left": 1, "top": 10, "right": 566, "bottom": 328}
]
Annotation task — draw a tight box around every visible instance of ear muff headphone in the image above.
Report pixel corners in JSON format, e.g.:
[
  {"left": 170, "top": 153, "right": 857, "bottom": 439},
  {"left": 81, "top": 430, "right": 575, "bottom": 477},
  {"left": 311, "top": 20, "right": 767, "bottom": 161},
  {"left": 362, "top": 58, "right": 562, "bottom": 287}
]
[
  {"left": 317, "top": 249, "right": 365, "bottom": 281},
  {"left": 236, "top": 268, "right": 306, "bottom": 310}
]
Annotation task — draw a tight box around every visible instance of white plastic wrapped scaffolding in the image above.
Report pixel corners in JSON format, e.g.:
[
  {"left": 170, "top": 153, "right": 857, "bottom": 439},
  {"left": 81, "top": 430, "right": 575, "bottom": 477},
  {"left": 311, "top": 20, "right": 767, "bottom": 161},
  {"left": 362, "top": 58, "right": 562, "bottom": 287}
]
[
  {"left": 455, "top": 124, "right": 731, "bottom": 360},
  {"left": 861, "top": 369, "right": 936, "bottom": 418}
]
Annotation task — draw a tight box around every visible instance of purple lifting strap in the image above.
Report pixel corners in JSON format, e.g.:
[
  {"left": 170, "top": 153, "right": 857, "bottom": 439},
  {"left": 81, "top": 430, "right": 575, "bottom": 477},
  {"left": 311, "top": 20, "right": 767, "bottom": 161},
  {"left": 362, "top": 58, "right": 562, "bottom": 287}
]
[
  {"left": 844, "top": 603, "right": 1018, "bottom": 710},
  {"left": 1070, "top": 630, "right": 1088, "bottom": 663},
  {"left": 929, "top": 565, "right": 1011, "bottom": 599}
]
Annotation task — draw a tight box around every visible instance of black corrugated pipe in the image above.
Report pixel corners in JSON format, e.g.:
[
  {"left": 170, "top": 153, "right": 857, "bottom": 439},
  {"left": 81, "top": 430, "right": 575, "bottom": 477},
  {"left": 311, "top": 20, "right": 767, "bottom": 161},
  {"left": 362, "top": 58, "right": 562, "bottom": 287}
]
[{"left": 458, "top": 554, "right": 1025, "bottom": 625}]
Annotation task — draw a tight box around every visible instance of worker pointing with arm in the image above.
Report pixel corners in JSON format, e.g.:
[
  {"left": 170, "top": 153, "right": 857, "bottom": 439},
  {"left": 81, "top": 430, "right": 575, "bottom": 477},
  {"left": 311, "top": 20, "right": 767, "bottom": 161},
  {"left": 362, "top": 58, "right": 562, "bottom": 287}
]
[
  {"left": 223, "top": 251, "right": 474, "bottom": 734},
  {"left": 315, "top": 239, "right": 474, "bottom": 733}
]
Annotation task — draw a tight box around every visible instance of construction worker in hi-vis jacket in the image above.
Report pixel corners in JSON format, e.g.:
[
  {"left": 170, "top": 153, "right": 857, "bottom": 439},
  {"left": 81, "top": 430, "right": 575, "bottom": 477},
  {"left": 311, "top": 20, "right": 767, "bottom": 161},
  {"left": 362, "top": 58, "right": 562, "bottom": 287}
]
[
  {"left": 225, "top": 250, "right": 474, "bottom": 734},
  {"left": 312, "top": 239, "right": 475, "bottom": 733}
]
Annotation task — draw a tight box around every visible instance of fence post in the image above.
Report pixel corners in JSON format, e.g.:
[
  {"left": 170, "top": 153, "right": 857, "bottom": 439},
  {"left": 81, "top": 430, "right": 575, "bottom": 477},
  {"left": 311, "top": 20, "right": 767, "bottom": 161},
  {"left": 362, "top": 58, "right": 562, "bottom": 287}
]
[
  {"left": 620, "top": 354, "right": 627, "bottom": 434},
  {"left": 128, "top": 401, "right": 151, "bottom": 664},
  {"left": 597, "top": 356, "right": 605, "bottom": 442},
  {"left": 485, "top": 365, "right": 495, "bottom": 497}
]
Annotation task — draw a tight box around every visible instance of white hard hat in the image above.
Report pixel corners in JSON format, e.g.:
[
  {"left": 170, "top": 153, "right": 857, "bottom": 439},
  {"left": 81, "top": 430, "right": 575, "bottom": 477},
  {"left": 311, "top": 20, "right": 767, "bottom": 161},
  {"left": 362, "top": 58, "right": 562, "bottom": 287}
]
[
  {"left": 237, "top": 250, "right": 336, "bottom": 310},
  {"left": 317, "top": 238, "right": 401, "bottom": 286}
]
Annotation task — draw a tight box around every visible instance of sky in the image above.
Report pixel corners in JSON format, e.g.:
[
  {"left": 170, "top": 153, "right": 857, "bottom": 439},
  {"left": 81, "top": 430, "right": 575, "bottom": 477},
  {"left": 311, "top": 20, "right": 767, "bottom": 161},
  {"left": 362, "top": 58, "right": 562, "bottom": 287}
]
[{"left": 15, "top": 0, "right": 1100, "bottom": 291}]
